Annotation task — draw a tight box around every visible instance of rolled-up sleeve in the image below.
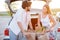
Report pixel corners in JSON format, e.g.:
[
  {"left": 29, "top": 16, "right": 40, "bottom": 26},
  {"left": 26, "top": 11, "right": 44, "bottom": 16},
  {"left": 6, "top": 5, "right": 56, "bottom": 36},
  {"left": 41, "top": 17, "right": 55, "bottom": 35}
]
[{"left": 16, "top": 15, "right": 22, "bottom": 22}]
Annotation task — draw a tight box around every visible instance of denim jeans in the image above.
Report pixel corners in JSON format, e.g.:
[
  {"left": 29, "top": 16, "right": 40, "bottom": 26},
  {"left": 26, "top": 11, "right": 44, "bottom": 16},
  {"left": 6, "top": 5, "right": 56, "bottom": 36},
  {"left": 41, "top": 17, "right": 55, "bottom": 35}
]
[{"left": 9, "top": 29, "right": 27, "bottom": 40}]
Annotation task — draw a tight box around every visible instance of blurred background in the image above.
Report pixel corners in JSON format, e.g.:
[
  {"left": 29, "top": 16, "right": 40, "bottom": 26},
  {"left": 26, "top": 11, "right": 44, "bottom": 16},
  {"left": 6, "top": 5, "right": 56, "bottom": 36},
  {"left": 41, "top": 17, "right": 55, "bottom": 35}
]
[{"left": 0, "top": 0, "right": 60, "bottom": 40}]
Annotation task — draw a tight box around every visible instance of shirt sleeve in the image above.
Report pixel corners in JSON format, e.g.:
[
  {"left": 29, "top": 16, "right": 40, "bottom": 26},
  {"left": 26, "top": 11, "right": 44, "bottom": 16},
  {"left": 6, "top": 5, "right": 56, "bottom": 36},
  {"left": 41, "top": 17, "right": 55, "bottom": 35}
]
[{"left": 14, "top": 9, "right": 23, "bottom": 23}]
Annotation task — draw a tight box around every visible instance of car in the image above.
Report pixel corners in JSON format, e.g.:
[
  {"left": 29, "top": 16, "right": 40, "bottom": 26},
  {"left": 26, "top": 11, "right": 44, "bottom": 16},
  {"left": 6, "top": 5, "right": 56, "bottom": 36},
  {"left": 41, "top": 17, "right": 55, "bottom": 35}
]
[{"left": 3, "top": 28, "right": 10, "bottom": 40}]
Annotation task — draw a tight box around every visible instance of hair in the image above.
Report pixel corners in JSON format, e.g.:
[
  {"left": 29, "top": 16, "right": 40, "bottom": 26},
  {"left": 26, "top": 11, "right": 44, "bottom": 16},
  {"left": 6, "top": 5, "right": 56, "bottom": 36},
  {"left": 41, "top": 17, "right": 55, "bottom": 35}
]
[
  {"left": 43, "top": 4, "right": 51, "bottom": 14},
  {"left": 43, "top": 0, "right": 47, "bottom": 2},
  {"left": 23, "top": 0, "right": 31, "bottom": 1},
  {"left": 22, "top": 1, "right": 32, "bottom": 9}
]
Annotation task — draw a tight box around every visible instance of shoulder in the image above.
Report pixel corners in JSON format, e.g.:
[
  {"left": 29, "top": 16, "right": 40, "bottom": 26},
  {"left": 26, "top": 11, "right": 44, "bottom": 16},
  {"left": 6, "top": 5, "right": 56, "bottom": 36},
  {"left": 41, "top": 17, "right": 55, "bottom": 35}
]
[
  {"left": 48, "top": 14, "right": 54, "bottom": 19},
  {"left": 15, "top": 8, "right": 24, "bottom": 15},
  {"left": 16, "top": 8, "right": 23, "bottom": 13},
  {"left": 48, "top": 14, "right": 52, "bottom": 17},
  {"left": 13, "top": 8, "right": 23, "bottom": 18}
]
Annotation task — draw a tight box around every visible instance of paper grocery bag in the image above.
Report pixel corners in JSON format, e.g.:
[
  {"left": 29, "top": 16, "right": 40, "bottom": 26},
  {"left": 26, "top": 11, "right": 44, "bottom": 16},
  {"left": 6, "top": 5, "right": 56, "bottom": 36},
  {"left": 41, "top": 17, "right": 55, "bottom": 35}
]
[
  {"left": 37, "top": 34, "right": 49, "bottom": 40},
  {"left": 25, "top": 32, "right": 36, "bottom": 40},
  {"left": 26, "top": 34, "right": 35, "bottom": 40}
]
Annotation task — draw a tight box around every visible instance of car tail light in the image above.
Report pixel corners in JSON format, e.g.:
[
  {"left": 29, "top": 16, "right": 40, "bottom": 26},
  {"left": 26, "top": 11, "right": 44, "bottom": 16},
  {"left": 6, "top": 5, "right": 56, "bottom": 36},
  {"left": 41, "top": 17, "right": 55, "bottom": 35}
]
[
  {"left": 57, "top": 28, "right": 60, "bottom": 32},
  {"left": 4, "top": 28, "right": 9, "bottom": 36}
]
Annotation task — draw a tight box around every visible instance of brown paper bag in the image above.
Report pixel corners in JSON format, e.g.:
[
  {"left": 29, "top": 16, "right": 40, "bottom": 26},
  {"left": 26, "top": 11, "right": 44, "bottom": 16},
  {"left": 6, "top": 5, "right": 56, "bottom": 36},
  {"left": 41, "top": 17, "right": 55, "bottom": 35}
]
[
  {"left": 37, "top": 34, "right": 48, "bottom": 40},
  {"left": 25, "top": 32, "right": 36, "bottom": 40}
]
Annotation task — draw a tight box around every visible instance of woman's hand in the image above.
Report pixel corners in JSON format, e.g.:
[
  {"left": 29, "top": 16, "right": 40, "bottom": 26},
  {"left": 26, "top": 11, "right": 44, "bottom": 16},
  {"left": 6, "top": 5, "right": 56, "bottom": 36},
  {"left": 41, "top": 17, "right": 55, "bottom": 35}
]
[{"left": 50, "top": 27, "right": 54, "bottom": 32}]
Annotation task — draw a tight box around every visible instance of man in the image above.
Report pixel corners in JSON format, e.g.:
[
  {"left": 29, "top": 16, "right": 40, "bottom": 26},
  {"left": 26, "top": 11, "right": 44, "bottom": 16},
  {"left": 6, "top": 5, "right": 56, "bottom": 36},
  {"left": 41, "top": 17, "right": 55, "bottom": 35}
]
[
  {"left": 9, "top": 1, "right": 33, "bottom": 40},
  {"left": 5, "top": 0, "right": 31, "bottom": 25}
]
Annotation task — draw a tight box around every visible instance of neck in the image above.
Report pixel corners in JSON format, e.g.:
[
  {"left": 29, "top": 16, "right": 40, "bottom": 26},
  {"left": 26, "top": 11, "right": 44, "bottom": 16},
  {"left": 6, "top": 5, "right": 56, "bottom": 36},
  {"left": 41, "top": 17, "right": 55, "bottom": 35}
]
[
  {"left": 25, "top": 9, "right": 29, "bottom": 13},
  {"left": 23, "top": 9, "right": 27, "bottom": 13},
  {"left": 43, "top": 12, "right": 47, "bottom": 15}
]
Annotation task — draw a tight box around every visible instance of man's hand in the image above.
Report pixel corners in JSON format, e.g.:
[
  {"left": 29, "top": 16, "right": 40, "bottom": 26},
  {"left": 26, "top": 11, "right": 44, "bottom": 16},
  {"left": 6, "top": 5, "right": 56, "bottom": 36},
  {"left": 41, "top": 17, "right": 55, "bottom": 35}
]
[
  {"left": 22, "top": 31, "right": 30, "bottom": 36},
  {"left": 46, "top": 28, "right": 54, "bottom": 33},
  {"left": 22, "top": 31, "right": 32, "bottom": 39},
  {"left": 28, "top": 29, "right": 34, "bottom": 32}
]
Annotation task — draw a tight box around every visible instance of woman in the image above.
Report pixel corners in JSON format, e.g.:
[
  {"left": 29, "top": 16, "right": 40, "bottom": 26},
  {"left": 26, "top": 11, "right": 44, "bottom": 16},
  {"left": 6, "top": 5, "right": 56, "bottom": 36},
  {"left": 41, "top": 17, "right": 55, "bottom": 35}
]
[{"left": 39, "top": 4, "right": 56, "bottom": 40}]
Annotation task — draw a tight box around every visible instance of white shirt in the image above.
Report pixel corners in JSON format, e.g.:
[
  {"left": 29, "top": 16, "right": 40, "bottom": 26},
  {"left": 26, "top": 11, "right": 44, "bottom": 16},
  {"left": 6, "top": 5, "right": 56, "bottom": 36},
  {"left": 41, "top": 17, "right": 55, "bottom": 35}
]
[
  {"left": 9, "top": 8, "right": 31, "bottom": 35},
  {"left": 40, "top": 13, "right": 50, "bottom": 28}
]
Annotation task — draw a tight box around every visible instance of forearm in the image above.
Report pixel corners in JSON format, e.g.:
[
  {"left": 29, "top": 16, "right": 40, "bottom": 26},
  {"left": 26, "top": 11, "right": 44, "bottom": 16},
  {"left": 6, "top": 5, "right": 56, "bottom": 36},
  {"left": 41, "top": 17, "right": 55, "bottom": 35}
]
[
  {"left": 38, "top": 17, "right": 41, "bottom": 28},
  {"left": 38, "top": 21, "right": 41, "bottom": 27},
  {"left": 50, "top": 22, "right": 56, "bottom": 31},
  {"left": 49, "top": 14, "right": 56, "bottom": 29},
  {"left": 17, "top": 22, "right": 24, "bottom": 32},
  {"left": 29, "top": 21, "right": 33, "bottom": 30},
  {"left": 51, "top": 22, "right": 56, "bottom": 29}
]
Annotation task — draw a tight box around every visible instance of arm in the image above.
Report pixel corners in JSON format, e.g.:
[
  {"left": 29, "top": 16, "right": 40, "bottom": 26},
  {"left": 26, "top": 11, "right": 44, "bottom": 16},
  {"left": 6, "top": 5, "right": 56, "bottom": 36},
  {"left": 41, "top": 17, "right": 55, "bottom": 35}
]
[
  {"left": 38, "top": 14, "right": 42, "bottom": 28},
  {"left": 29, "top": 20, "right": 33, "bottom": 30},
  {"left": 38, "top": 14, "right": 46, "bottom": 34},
  {"left": 17, "top": 22, "right": 25, "bottom": 33},
  {"left": 49, "top": 14, "right": 56, "bottom": 30},
  {"left": 17, "top": 21, "right": 29, "bottom": 36},
  {"left": 38, "top": 15, "right": 41, "bottom": 27}
]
